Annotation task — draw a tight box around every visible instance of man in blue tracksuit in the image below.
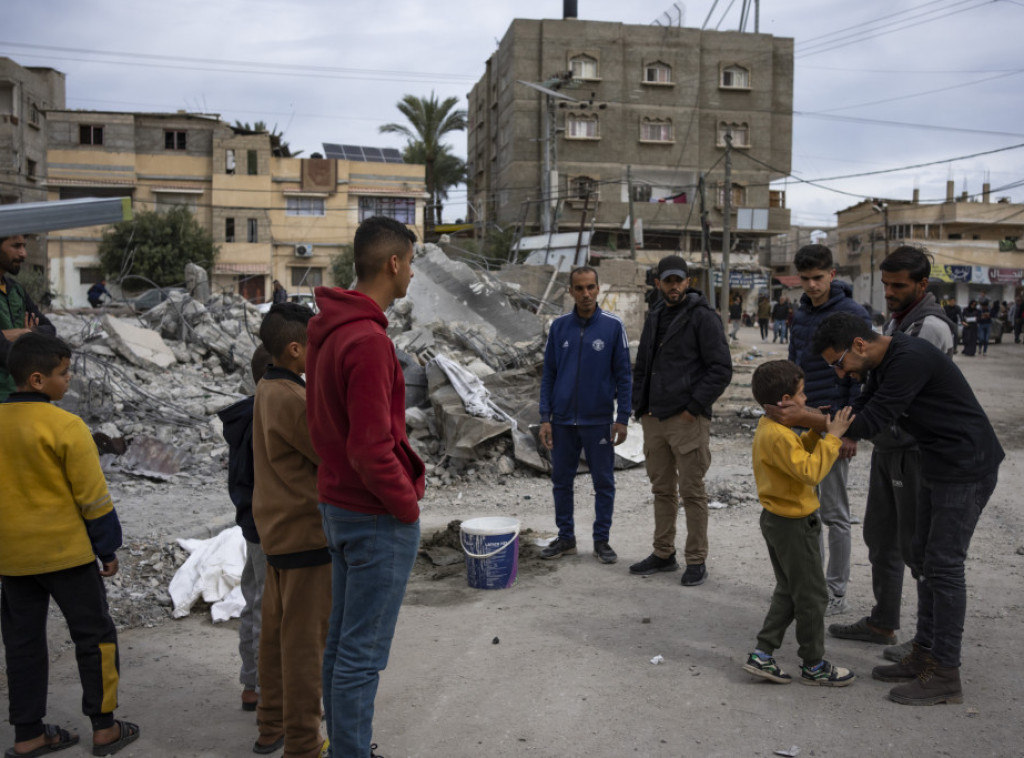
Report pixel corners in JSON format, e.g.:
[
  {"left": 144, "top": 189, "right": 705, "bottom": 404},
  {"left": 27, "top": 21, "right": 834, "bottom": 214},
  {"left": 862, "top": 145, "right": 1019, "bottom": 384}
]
[{"left": 538, "top": 266, "right": 632, "bottom": 564}]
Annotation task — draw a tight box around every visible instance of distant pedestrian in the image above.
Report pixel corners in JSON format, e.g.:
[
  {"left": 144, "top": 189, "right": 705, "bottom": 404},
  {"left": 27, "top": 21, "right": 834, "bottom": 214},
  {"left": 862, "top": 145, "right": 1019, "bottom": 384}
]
[
  {"left": 271, "top": 279, "right": 288, "bottom": 305},
  {"left": 771, "top": 296, "right": 792, "bottom": 343},
  {"left": 943, "top": 297, "right": 963, "bottom": 353},
  {"left": 629, "top": 255, "right": 733, "bottom": 587},
  {"left": 977, "top": 304, "right": 992, "bottom": 355},
  {"left": 757, "top": 295, "right": 771, "bottom": 341},
  {"left": 538, "top": 266, "right": 632, "bottom": 564},
  {"left": 961, "top": 300, "right": 979, "bottom": 356},
  {"left": 87, "top": 279, "right": 111, "bottom": 308},
  {"left": 728, "top": 294, "right": 742, "bottom": 342}
]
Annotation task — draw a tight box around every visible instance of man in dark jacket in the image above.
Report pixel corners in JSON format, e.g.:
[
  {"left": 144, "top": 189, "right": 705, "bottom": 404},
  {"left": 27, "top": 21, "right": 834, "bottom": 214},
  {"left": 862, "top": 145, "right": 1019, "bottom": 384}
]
[
  {"left": 538, "top": 267, "right": 632, "bottom": 564},
  {"left": 828, "top": 247, "right": 954, "bottom": 662},
  {"left": 629, "top": 255, "right": 733, "bottom": 587},
  {"left": 0, "top": 235, "right": 56, "bottom": 401},
  {"left": 789, "top": 244, "right": 871, "bottom": 616}
]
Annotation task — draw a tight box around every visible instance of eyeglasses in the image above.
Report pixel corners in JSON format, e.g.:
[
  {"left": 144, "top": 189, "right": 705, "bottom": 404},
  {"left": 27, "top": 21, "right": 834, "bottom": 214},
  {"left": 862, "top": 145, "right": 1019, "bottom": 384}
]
[{"left": 828, "top": 348, "right": 849, "bottom": 371}]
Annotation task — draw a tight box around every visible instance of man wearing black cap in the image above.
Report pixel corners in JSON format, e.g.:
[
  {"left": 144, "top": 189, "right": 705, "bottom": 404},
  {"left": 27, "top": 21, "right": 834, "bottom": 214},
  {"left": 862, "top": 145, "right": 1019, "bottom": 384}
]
[{"left": 630, "top": 255, "right": 733, "bottom": 586}]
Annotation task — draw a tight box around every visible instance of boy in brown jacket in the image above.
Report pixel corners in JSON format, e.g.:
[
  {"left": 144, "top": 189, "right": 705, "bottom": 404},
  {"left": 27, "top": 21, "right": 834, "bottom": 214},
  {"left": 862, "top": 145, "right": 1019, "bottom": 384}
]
[{"left": 251, "top": 303, "right": 329, "bottom": 758}]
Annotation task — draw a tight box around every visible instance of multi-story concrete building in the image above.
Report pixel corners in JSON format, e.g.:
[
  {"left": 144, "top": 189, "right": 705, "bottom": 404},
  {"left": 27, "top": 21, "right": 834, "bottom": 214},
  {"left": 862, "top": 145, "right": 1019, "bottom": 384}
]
[
  {"left": 467, "top": 15, "right": 793, "bottom": 256},
  {"left": 43, "top": 110, "right": 426, "bottom": 306},
  {"left": 835, "top": 181, "right": 1024, "bottom": 309},
  {"left": 0, "top": 58, "right": 66, "bottom": 272}
]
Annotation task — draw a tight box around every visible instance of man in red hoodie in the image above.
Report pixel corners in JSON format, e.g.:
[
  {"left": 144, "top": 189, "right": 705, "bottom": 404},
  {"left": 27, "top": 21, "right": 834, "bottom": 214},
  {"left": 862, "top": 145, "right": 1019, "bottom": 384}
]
[{"left": 306, "top": 215, "right": 424, "bottom": 758}]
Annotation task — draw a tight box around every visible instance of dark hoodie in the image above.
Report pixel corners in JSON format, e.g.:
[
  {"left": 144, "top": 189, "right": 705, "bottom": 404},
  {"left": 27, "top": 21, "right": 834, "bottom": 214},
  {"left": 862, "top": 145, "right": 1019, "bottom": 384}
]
[
  {"left": 305, "top": 287, "right": 424, "bottom": 523},
  {"left": 789, "top": 280, "right": 871, "bottom": 411},
  {"left": 217, "top": 396, "right": 259, "bottom": 543}
]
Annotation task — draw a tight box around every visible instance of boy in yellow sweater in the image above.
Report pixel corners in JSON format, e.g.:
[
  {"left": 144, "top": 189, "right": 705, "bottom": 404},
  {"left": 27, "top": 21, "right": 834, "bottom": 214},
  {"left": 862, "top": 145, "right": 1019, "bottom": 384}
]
[
  {"left": 0, "top": 333, "right": 139, "bottom": 756},
  {"left": 742, "top": 359, "right": 857, "bottom": 687}
]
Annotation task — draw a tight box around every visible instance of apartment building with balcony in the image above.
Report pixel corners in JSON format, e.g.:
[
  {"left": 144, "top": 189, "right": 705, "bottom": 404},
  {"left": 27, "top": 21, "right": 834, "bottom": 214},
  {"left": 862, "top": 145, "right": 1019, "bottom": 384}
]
[
  {"left": 43, "top": 110, "right": 426, "bottom": 306},
  {"left": 467, "top": 16, "right": 793, "bottom": 258}
]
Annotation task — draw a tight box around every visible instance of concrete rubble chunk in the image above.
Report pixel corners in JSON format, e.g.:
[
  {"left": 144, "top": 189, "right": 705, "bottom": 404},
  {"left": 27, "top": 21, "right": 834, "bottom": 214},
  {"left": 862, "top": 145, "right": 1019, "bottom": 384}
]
[{"left": 101, "top": 315, "right": 177, "bottom": 372}]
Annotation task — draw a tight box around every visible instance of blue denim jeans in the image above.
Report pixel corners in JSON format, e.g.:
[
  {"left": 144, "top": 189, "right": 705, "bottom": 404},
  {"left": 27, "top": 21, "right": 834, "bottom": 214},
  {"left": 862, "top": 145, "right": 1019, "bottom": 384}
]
[
  {"left": 773, "top": 320, "right": 788, "bottom": 342},
  {"left": 913, "top": 471, "right": 997, "bottom": 667},
  {"left": 319, "top": 504, "right": 420, "bottom": 758},
  {"left": 550, "top": 423, "right": 616, "bottom": 542}
]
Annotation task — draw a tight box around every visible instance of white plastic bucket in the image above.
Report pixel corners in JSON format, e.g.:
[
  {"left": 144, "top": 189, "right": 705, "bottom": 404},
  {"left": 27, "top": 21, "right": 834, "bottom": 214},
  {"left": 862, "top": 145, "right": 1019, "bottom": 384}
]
[{"left": 460, "top": 516, "right": 520, "bottom": 590}]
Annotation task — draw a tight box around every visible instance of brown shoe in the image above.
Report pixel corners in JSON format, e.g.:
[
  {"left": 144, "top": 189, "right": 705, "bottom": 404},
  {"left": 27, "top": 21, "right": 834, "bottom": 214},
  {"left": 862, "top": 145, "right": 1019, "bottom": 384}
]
[
  {"left": 872, "top": 641, "right": 931, "bottom": 683},
  {"left": 888, "top": 664, "right": 963, "bottom": 706},
  {"left": 241, "top": 689, "right": 258, "bottom": 711}
]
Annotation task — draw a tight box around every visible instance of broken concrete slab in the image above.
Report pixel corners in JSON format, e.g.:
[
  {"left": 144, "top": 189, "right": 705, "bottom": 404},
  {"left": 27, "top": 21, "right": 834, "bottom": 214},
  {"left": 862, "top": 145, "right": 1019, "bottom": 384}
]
[{"left": 102, "top": 315, "right": 177, "bottom": 372}]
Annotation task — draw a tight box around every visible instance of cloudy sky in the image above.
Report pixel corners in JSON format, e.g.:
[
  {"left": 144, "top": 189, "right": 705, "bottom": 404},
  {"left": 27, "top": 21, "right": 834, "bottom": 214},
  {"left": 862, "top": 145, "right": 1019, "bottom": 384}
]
[{"left": 6, "top": 0, "right": 1024, "bottom": 228}]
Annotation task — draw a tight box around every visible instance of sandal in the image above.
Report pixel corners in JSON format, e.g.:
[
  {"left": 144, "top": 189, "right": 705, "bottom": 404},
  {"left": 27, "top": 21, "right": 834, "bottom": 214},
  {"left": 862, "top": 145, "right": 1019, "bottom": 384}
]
[
  {"left": 92, "top": 720, "right": 140, "bottom": 757},
  {"left": 5, "top": 724, "right": 79, "bottom": 757}
]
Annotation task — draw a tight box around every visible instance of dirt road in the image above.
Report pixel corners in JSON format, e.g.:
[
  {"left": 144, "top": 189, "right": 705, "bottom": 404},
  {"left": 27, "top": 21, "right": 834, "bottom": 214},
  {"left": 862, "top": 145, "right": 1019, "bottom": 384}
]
[{"left": 2, "top": 327, "right": 1022, "bottom": 757}]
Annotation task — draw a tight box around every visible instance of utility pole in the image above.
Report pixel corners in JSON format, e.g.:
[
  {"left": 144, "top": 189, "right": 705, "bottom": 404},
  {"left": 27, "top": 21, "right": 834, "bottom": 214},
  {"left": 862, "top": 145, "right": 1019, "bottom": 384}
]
[
  {"left": 541, "top": 96, "right": 553, "bottom": 233},
  {"left": 574, "top": 190, "right": 591, "bottom": 265},
  {"left": 719, "top": 130, "right": 733, "bottom": 327},
  {"left": 626, "top": 165, "right": 637, "bottom": 259},
  {"left": 698, "top": 175, "right": 712, "bottom": 297}
]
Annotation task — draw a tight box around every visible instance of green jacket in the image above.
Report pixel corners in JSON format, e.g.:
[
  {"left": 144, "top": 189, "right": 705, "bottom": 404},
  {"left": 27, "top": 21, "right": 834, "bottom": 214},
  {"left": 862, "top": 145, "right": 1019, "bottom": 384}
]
[{"left": 0, "top": 275, "right": 56, "bottom": 400}]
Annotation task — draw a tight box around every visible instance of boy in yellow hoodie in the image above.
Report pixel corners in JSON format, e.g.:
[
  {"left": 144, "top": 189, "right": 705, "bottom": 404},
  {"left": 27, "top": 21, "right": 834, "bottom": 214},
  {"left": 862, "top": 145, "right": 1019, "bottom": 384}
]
[
  {"left": 0, "top": 333, "right": 139, "bottom": 756},
  {"left": 742, "top": 359, "right": 857, "bottom": 687}
]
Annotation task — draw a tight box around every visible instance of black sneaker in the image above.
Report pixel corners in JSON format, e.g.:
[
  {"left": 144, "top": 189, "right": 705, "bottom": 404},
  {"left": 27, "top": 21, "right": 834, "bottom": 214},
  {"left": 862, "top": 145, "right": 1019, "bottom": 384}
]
[
  {"left": 680, "top": 563, "right": 707, "bottom": 586},
  {"left": 742, "top": 652, "right": 792, "bottom": 684},
  {"left": 593, "top": 541, "right": 618, "bottom": 564},
  {"left": 629, "top": 552, "right": 679, "bottom": 575},
  {"left": 540, "top": 538, "right": 577, "bottom": 559}
]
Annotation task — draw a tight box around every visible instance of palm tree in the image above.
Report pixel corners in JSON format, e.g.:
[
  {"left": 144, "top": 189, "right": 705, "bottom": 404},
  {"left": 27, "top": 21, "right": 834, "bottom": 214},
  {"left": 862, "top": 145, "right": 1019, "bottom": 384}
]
[
  {"left": 379, "top": 92, "right": 467, "bottom": 235},
  {"left": 402, "top": 142, "right": 466, "bottom": 226}
]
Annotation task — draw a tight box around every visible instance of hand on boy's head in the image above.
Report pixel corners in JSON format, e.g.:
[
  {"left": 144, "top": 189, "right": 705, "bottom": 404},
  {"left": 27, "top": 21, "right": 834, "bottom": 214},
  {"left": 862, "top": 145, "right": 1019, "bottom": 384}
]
[
  {"left": 826, "top": 406, "right": 855, "bottom": 438},
  {"left": 98, "top": 557, "right": 119, "bottom": 577},
  {"left": 764, "top": 400, "right": 805, "bottom": 426}
]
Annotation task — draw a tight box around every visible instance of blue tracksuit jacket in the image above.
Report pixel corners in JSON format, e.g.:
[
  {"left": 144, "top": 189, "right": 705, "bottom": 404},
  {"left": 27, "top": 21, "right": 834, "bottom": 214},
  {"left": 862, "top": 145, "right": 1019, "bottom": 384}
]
[{"left": 539, "top": 306, "right": 632, "bottom": 426}]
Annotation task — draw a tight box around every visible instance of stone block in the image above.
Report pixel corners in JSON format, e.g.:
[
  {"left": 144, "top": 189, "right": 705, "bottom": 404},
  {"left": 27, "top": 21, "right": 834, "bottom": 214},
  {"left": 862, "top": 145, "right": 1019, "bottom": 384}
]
[{"left": 101, "top": 316, "right": 177, "bottom": 372}]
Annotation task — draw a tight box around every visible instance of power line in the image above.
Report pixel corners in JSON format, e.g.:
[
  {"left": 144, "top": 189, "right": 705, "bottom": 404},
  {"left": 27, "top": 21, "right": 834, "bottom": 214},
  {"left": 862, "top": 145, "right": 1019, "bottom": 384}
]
[
  {"left": 793, "top": 111, "right": 1024, "bottom": 138},
  {"left": 814, "top": 68, "right": 1024, "bottom": 114}
]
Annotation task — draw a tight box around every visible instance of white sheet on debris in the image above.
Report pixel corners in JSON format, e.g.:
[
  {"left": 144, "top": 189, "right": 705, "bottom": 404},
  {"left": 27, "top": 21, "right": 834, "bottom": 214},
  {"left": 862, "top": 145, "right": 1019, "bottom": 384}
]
[
  {"left": 430, "top": 354, "right": 497, "bottom": 418},
  {"left": 168, "top": 525, "right": 247, "bottom": 622}
]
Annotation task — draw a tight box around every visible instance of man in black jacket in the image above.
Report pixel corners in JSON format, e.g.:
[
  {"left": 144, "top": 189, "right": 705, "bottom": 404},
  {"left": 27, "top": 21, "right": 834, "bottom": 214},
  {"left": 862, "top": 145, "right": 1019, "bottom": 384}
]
[
  {"left": 768, "top": 312, "right": 1003, "bottom": 706},
  {"left": 629, "top": 256, "right": 733, "bottom": 587}
]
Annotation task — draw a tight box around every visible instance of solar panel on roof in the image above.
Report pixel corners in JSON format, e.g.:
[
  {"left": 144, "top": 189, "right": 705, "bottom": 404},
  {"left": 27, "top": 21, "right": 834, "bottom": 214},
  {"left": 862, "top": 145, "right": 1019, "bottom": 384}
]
[{"left": 320, "top": 143, "right": 407, "bottom": 163}]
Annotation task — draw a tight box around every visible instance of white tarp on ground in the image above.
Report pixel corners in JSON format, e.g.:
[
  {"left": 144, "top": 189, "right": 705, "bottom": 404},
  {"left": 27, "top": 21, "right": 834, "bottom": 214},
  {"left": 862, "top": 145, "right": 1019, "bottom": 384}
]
[{"left": 168, "top": 526, "right": 246, "bottom": 622}]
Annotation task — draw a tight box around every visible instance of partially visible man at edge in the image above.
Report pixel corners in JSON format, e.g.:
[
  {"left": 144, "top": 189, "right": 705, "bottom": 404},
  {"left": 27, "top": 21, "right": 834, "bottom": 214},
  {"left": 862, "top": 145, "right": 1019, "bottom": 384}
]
[
  {"left": 305, "top": 216, "right": 425, "bottom": 758},
  {"left": 1, "top": 234, "right": 56, "bottom": 401}
]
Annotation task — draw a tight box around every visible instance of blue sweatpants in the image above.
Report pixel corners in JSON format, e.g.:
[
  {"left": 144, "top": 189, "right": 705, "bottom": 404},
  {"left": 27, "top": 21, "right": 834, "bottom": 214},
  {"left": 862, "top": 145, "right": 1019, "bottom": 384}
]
[{"left": 550, "top": 423, "right": 616, "bottom": 543}]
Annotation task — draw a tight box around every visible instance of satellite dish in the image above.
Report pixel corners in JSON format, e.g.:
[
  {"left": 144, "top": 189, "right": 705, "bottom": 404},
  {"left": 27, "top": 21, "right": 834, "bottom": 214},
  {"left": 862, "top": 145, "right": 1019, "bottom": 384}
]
[{"left": 810, "top": 229, "right": 827, "bottom": 243}]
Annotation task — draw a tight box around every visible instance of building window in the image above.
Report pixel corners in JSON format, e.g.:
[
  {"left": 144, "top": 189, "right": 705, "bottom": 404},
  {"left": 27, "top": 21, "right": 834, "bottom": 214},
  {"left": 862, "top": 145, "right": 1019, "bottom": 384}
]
[
  {"left": 79, "top": 267, "right": 103, "bottom": 285},
  {"left": 569, "top": 176, "right": 598, "bottom": 202},
  {"left": 248, "top": 218, "right": 258, "bottom": 243},
  {"left": 164, "top": 130, "right": 187, "bottom": 150},
  {"left": 291, "top": 267, "right": 324, "bottom": 287},
  {"left": 155, "top": 192, "right": 198, "bottom": 214},
  {"left": 569, "top": 54, "right": 599, "bottom": 80},
  {"left": 717, "top": 183, "right": 747, "bottom": 207},
  {"left": 566, "top": 113, "right": 599, "bottom": 139},
  {"left": 79, "top": 125, "right": 103, "bottom": 146},
  {"left": 717, "top": 121, "right": 750, "bottom": 147},
  {"left": 225, "top": 149, "right": 236, "bottom": 175},
  {"left": 25, "top": 159, "right": 37, "bottom": 179},
  {"left": 225, "top": 217, "right": 235, "bottom": 243},
  {"left": 28, "top": 103, "right": 40, "bottom": 126},
  {"left": 643, "top": 62, "right": 672, "bottom": 84},
  {"left": 721, "top": 65, "right": 750, "bottom": 89},
  {"left": 286, "top": 196, "right": 326, "bottom": 217},
  {"left": 640, "top": 118, "right": 673, "bottom": 142},
  {"left": 247, "top": 150, "right": 258, "bottom": 175},
  {"left": 358, "top": 196, "right": 415, "bottom": 224},
  {"left": 632, "top": 183, "right": 653, "bottom": 202}
]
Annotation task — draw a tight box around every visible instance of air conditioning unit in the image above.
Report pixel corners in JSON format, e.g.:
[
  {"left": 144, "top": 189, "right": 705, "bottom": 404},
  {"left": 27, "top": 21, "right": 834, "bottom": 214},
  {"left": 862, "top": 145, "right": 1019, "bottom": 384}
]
[{"left": 294, "top": 243, "right": 314, "bottom": 258}]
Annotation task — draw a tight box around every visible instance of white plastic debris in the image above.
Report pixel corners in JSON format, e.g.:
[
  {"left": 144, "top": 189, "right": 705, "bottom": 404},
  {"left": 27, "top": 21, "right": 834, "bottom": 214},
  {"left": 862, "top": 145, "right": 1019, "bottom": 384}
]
[
  {"left": 709, "top": 500, "right": 728, "bottom": 509},
  {"left": 774, "top": 747, "right": 800, "bottom": 757},
  {"left": 650, "top": 655, "right": 665, "bottom": 665}
]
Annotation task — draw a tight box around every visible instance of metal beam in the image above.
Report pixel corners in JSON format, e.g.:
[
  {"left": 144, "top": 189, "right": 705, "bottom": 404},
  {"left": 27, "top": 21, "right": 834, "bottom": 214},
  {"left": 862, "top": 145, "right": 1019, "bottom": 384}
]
[{"left": 0, "top": 197, "right": 132, "bottom": 237}]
